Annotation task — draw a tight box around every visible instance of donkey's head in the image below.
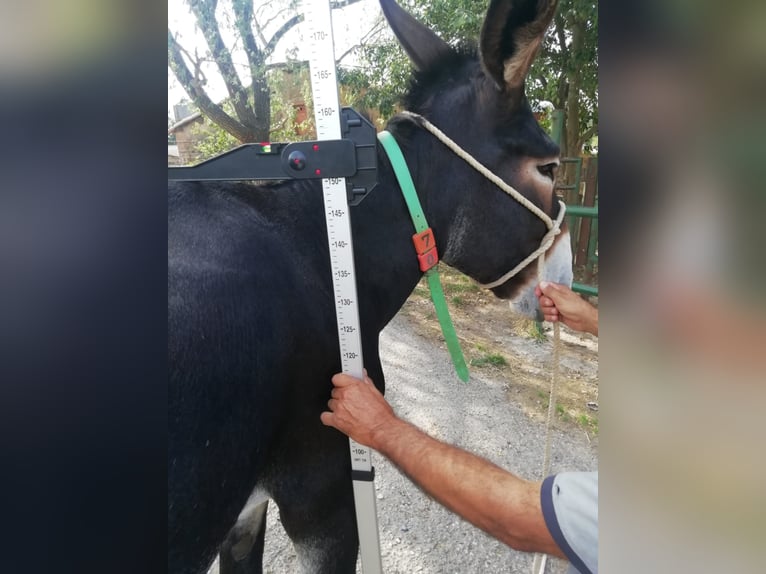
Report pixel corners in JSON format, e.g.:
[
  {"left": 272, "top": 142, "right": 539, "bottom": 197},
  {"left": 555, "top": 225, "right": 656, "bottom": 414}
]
[{"left": 381, "top": 0, "right": 572, "bottom": 318}]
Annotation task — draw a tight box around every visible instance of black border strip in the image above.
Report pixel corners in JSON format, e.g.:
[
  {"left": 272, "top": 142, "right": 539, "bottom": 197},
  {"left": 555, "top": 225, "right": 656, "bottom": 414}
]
[{"left": 540, "top": 474, "right": 594, "bottom": 574}]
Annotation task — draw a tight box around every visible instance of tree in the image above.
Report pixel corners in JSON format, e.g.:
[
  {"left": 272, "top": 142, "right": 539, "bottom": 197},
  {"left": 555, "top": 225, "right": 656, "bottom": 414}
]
[
  {"left": 532, "top": 0, "right": 597, "bottom": 158},
  {"left": 168, "top": 115, "right": 176, "bottom": 145},
  {"left": 170, "top": 0, "right": 596, "bottom": 160},
  {"left": 168, "top": 0, "right": 369, "bottom": 144}
]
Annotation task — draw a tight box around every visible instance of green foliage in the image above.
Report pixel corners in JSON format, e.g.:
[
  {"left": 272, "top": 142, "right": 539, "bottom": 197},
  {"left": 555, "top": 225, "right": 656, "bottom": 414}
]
[
  {"left": 444, "top": 276, "right": 481, "bottom": 294},
  {"left": 413, "top": 284, "right": 430, "bottom": 298},
  {"left": 192, "top": 122, "right": 240, "bottom": 160},
  {"left": 170, "top": 0, "right": 369, "bottom": 142},
  {"left": 337, "top": 67, "right": 384, "bottom": 121},
  {"left": 529, "top": 320, "right": 547, "bottom": 342},
  {"left": 556, "top": 403, "right": 572, "bottom": 422},
  {"left": 530, "top": 0, "right": 598, "bottom": 153},
  {"left": 470, "top": 353, "right": 508, "bottom": 367},
  {"left": 351, "top": 41, "right": 412, "bottom": 117},
  {"left": 267, "top": 63, "right": 316, "bottom": 141},
  {"left": 406, "top": 0, "right": 486, "bottom": 44},
  {"left": 191, "top": 64, "right": 321, "bottom": 160},
  {"left": 578, "top": 413, "right": 599, "bottom": 434},
  {"left": 179, "top": 0, "right": 597, "bottom": 158},
  {"left": 190, "top": 101, "right": 240, "bottom": 160},
  {"left": 353, "top": 0, "right": 487, "bottom": 115}
]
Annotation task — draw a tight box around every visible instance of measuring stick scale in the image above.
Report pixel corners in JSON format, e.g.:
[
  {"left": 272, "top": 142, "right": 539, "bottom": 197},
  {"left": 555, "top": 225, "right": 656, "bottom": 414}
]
[{"left": 303, "top": 1, "right": 383, "bottom": 572}]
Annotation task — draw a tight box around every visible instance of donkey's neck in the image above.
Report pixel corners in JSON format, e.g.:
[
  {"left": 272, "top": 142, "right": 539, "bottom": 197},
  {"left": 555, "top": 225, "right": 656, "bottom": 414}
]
[
  {"left": 351, "top": 126, "right": 462, "bottom": 336},
  {"left": 349, "top": 137, "right": 440, "bottom": 334}
]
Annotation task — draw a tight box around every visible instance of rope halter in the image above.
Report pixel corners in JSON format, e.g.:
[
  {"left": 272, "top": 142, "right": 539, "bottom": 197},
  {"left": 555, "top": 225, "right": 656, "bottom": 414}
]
[{"left": 398, "top": 110, "right": 567, "bottom": 290}]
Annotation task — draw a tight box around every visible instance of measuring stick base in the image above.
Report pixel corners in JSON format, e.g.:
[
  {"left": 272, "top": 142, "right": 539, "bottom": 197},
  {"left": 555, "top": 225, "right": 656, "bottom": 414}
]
[{"left": 352, "top": 479, "right": 383, "bottom": 574}]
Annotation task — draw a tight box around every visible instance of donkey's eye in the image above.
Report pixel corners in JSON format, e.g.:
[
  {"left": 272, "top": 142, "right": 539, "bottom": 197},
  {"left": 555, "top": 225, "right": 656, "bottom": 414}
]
[{"left": 537, "top": 163, "right": 558, "bottom": 182}]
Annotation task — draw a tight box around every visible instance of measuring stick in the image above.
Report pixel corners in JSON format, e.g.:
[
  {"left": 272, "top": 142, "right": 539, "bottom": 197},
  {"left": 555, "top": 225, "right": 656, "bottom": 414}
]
[{"left": 303, "top": 1, "right": 383, "bottom": 572}]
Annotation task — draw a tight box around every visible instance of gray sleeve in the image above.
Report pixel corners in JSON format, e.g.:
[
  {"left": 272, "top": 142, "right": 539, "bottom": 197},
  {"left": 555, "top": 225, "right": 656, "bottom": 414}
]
[{"left": 540, "top": 471, "right": 598, "bottom": 574}]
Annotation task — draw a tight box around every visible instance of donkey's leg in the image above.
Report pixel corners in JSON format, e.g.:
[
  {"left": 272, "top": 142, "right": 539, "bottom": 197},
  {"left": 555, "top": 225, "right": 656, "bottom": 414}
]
[
  {"left": 218, "top": 490, "right": 270, "bottom": 574},
  {"left": 269, "top": 440, "right": 359, "bottom": 574}
]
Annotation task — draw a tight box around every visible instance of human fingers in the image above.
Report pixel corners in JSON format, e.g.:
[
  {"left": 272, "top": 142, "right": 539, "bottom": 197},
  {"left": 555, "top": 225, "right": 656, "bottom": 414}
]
[
  {"left": 540, "top": 282, "right": 582, "bottom": 313},
  {"left": 331, "top": 372, "right": 362, "bottom": 388},
  {"left": 543, "top": 311, "right": 559, "bottom": 322},
  {"left": 538, "top": 283, "right": 564, "bottom": 310},
  {"left": 538, "top": 281, "right": 564, "bottom": 300},
  {"left": 320, "top": 411, "right": 336, "bottom": 428},
  {"left": 538, "top": 295, "right": 556, "bottom": 309},
  {"left": 360, "top": 368, "right": 378, "bottom": 386}
]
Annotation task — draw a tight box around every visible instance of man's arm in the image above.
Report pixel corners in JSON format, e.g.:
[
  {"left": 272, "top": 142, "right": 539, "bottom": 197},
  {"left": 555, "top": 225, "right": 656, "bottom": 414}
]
[{"left": 321, "top": 373, "right": 566, "bottom": 559}]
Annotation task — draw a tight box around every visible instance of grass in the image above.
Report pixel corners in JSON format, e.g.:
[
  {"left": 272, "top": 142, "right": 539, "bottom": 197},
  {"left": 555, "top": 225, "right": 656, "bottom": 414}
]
[
  {"left": 529, "top": 320, "right": 547, "bottom": 342},
  {"left": 446, "top": 281, "right": 481, "bottom": 294},
  {"left": 578, "top": 414, "right": 599, "bottom": 435},
  {"left": 405, "top": 263, "right": 599, "bottom": 436},
  {"left": 413, "top": 285, "right": 430, "bottom": 298},
  {"left": 470, "top": 353, "right": 508, "bottom": 368},
  {"left": 535, "top": 400, "right": 598, "bottom": 435},
  {"left": 438, "top": 266, "right": 482, "bottom": 295}
]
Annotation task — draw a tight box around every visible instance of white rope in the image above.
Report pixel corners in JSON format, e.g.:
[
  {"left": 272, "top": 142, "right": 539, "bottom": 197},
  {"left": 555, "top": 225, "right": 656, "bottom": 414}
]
[
  {"left": 477, "top": 204, "right": 566, "bottom": 289},
  {"left": 400, "top": 111, "right": 555, "bottom": 227},
  {"left": 398, "top": 111, "right": 566, "bottom": 290},
  {"left": 398, "top": 111, "right": 563, "bottom": 574},
  {"left": 531, "top": 251, "right": 562, "bottom": 574}
]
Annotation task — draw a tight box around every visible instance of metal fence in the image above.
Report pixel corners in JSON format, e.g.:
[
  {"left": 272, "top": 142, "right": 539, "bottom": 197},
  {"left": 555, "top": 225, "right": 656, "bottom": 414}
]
[{"left": 550, "top": 111, "right": 598, "bottom": 298}]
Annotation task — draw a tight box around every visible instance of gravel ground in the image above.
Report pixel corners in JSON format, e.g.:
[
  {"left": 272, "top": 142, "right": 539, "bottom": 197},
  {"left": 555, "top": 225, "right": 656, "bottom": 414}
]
[{"left": 221, "top": 311, "right": 598, "bottom": 573}]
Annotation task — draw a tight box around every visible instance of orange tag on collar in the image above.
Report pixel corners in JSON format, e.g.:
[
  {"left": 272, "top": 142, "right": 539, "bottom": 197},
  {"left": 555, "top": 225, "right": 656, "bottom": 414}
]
[
  {"left": 412, "top": 228, "right": 439, "bottom": 271},
  {"left": 412, "top": 228, "right": 435, "bottom": 255},
  {"left": 416, "top": 248, "right": 439, "bottom": 271}
]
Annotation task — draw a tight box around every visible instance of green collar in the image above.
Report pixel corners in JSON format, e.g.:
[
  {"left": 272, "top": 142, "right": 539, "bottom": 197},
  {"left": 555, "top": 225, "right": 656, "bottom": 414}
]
[{"left": 378, "top": 130, "right": 469, "bottom": 382}]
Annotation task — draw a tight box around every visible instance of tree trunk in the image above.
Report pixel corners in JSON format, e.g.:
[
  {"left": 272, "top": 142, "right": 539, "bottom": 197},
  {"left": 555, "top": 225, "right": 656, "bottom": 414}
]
[
  {"left": 168, "top": 29, "right": 253, "bottom": 142},
  {"left": 565, "top": 19, "right": 584, "bottom": 158},
  {"left": 559, "top": 18, "right": 585, "bottom": 196},
  {"left": 252, "top": 75, "right": 270, "bottom": 143}
]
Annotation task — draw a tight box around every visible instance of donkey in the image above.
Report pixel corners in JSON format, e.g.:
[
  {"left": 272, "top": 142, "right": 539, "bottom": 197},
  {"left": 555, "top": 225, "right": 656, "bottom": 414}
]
[{"left": 168, "top": 1, "right": 571, "bottom": 572}]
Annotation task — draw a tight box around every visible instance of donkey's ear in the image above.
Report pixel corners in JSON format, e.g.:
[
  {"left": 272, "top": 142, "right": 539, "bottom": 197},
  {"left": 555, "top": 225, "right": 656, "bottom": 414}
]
[
  {"left": 480, "top": 0, "right": 558, "bottom": 92},
  {"left": 380, "top": 0, "right": 452, "bottom": 70}
]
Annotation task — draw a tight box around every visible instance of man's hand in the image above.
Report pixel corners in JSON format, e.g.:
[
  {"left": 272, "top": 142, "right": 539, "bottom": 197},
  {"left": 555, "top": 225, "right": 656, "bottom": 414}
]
[
  {"left": 535, "top": 281, "right": 598, "bottom": 336},
  {"left": 320, "top": 371, "right": 396, "bottom": 449}
]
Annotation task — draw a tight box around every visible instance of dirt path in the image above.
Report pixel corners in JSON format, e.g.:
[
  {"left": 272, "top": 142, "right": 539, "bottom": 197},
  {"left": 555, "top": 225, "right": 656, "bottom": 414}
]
[{"left": 252, "top": 302, "right": 598, "bottom": 573}]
